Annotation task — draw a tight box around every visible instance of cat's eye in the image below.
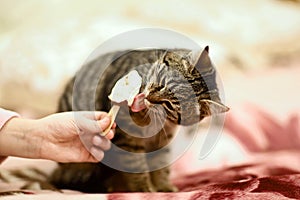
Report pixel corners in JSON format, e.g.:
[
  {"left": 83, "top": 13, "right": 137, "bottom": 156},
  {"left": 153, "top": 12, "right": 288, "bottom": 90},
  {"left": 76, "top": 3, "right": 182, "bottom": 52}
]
[
  {"left": 149, "top": 82, "right": 165, "bottom": 92},
  {"left": 163, "top": 101, "right": 173, "bottom": 110}
]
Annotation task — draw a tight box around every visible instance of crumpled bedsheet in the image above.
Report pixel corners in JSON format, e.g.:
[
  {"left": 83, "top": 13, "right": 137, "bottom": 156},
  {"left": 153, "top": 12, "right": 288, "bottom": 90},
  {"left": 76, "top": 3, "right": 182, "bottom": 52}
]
[
  {"left": 1, "top": 105, "right": 300, "bottom": 199},
  {"left": 0, "top": 155, "right": 300, "bottom": 200}
]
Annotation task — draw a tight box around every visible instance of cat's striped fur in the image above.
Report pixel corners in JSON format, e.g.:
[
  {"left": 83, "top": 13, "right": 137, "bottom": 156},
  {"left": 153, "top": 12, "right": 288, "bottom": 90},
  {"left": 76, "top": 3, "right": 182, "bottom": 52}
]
[{"left": 50, "top": 47, "right": 229, "bottom": 192}]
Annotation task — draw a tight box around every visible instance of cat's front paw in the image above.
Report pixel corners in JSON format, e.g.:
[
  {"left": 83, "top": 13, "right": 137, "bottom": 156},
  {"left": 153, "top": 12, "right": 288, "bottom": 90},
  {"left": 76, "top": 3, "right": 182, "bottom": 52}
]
[
  {"left": 150, "top": 168, "right": 177, "bottom": 192},
  {"left": 107, "top": 182, "right": 156, "bottom": 193},
  {"left": 130, "top": 184, "right": 156, "bottom": 192},
  {"left": 154, "top": 183, "right": 178, "bottom": 192},
  {"left": 143, "top": 184, "right": 156, "bottom": 192},
  {"left": 106, "top": 172, "right": 156, "bottom": 192}
]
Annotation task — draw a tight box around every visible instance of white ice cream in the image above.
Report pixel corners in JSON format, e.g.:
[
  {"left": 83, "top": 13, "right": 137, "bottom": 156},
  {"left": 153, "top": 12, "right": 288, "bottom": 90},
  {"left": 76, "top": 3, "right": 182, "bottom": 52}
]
[{"left": 108, "top": 70, "right": 142, "bottom": 106}]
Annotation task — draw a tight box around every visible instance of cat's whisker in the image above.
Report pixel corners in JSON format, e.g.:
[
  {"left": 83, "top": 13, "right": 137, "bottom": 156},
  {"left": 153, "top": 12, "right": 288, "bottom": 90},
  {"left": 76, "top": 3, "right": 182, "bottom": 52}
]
[
  {"left": 142, "top": 109, "right": 151, "bottom": 122},
  {"left": 154, "top": 109, "right": 169, "bottom": 146},
  {"left": 151, "top": 111, "right": 162, "bottom": 146},
  {"left": 158, "top": 117, "right": 169, "bottom": 147},
  {"left": 151, "top": 109, "right": 159, "bottom": 130},
  {"left": 152, "top": 111, "right": 158, "bottom": 137}
]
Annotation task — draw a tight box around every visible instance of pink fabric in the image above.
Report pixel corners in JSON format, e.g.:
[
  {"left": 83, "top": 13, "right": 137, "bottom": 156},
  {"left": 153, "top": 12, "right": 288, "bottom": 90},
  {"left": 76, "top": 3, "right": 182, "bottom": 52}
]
[{"left": 0, "top": 108, "right": 20, "bottom": 164}]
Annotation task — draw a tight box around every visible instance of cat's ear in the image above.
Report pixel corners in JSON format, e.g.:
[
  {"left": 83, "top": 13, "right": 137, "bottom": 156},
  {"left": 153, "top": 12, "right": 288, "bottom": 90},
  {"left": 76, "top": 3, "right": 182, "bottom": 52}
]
[
  {"left": 199, "top": 99, "right": 229, "bottom": 118},
  {"left": 194, "top": 46, "right": 213, "bottom": 73}
]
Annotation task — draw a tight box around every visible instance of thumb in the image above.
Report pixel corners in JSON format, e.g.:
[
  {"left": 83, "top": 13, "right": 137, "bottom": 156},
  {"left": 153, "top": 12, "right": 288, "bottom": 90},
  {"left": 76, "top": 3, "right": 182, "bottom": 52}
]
[
  {"left": 97, "top": 117, "right": 111, "bottom": 133},
  {"left": 75, "top": 115, "right": 110, "bottom": 134}
]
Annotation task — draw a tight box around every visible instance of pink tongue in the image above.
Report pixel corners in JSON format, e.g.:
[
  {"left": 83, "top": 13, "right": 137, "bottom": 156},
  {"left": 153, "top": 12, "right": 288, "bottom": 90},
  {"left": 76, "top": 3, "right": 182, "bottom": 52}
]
[{"left": 131, "top": 93, "right": 147, "bottom": 112}]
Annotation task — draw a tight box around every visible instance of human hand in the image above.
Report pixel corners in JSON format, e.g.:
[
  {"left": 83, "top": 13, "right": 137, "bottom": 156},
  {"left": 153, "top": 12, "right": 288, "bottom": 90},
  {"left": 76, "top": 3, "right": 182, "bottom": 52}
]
[{"left": 38, "top": 111, "right": 116, "bottom": 163}]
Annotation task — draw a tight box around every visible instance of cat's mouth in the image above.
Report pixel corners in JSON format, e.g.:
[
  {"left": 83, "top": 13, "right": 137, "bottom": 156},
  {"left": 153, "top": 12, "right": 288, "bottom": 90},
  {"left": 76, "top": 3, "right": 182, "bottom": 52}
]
[{"left": 130, "top": 93, "right": 148, "bottom": 112}]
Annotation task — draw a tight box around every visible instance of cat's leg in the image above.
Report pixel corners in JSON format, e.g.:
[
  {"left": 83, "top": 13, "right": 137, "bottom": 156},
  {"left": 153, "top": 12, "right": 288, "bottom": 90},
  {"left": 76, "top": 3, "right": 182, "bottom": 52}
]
[
  {"left": 104, "top": 149, "right": 155, "bottom": 192},
  {"left": 150, "top": 168, "right": 178, "bottom": 192},
  {"left": 104, "top": 128, "right": 156, "bottom": 192},
  {"left": 102, "top": 107, "right": 156, "bottom": 192},
  {"left": 145, "top": 122, "right": 179, "bottom": 192},
  {"left": 105, "top": 170, "right": 155, "bottom": 192},
  {"left": 147, "top": 148, "right": 178, "bottom": 192}
]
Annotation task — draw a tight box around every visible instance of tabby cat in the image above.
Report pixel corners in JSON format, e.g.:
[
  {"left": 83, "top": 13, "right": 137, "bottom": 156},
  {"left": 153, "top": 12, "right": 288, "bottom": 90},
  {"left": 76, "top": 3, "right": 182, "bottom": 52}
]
[{"left": 50, "top": 46, "right": 229, "bottom": 192}]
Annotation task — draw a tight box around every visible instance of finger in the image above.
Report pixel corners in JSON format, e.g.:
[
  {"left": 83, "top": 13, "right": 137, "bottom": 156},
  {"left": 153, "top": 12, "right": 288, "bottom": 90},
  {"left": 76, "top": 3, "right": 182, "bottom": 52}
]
[
  {"left": 105, "top": 130, "right": 115, "bottom": 140},
  {"left": 97, "top": 117, "right": 111, "bottom": 132},
  {"left": 76, "top": 118, "right": 103, "bottom": 134},
  {"left": 92, "top": 135, "right": 111, "bottom": 150},
  {"left": 111, "top": 122, "right": 117, "bottom": 129},
  {"left": 79, "top": 111, "right": 108, "bottom": 120},
  {"left": 94, "top": 111, "right": 109, "bottom": 120},
  {"left": 80, "top": 116, "right": 111, "bottom": 134},
  {"left": 90, "top": 147, "right": 105, "bottom": 161}
]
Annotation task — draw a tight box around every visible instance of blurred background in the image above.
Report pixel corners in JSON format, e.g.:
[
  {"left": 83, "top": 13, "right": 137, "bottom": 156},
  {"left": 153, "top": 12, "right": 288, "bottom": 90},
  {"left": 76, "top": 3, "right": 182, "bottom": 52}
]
[
  {"left": 0, "top": 0, "right": 300, "bottom": 168},
  {"left": 1, "top": 0, "right": 300, "bottom": 117}
]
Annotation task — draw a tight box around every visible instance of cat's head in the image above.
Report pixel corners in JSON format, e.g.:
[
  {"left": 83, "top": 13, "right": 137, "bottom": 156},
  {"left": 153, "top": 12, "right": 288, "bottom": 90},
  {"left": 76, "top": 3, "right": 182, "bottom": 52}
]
[{"left": 140, "top": 46, "right": 229, "bottom": 125}]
